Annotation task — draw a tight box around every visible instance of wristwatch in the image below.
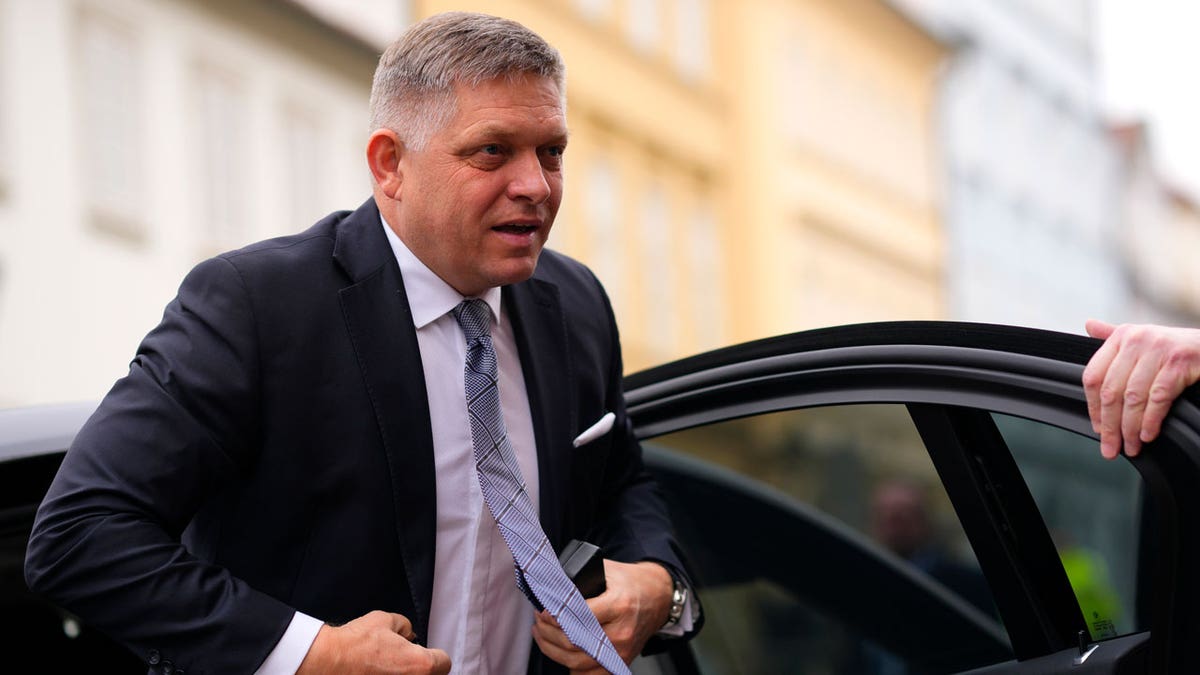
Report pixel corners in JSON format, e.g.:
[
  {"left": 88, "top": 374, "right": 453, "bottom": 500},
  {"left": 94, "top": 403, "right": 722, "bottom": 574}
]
[{"left": 664, "top": 568, "right": 688, "bottom": 627}]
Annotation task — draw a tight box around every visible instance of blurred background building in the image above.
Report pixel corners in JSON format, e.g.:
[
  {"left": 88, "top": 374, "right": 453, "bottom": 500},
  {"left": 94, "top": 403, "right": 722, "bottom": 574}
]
[
  {"left": 0, "top": 0, "right": 389, "bottom": 405},
  {"left": 894, "top": 0, "right": 1128, "bottom": 332},
  {"left": 1110, "top": 121, "right": 1200, "bottom": 327},
  {"left": 0, "top": 0, "right": 1196, "bottom": 406}
]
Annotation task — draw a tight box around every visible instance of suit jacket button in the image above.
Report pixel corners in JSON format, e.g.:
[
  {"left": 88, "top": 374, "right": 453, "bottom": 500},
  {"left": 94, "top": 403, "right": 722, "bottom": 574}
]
[{"left": 148, "top": 650, "right": 161, "bottom": 665}]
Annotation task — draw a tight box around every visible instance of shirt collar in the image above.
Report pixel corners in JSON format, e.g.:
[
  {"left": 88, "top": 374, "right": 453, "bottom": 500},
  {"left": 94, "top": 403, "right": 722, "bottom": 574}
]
[{"left": 380, "top": 215, "right": 501, "bottom": 329}]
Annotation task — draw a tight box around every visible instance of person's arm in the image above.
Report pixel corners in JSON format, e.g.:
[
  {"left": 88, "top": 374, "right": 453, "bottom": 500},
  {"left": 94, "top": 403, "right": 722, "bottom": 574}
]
[
  {"left": 1083, "top": 319, "right": 1200, "bottom": 458},
  {"left": 24, "top": 257, "right": 296, "bottom": 672},
  {"left": 26, "top": 256, "right": 448, "bottom": 674}
]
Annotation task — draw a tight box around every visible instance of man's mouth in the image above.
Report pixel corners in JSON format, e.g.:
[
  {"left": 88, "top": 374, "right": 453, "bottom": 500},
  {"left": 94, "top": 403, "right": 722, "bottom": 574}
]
[{"left": 493, "top": 223, "right": 539, "bottom": 235}]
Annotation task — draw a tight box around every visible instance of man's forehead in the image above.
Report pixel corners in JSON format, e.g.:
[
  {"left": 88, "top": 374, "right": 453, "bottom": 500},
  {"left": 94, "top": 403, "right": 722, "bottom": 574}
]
[
  {"left": 449, "top": 73, "right": 563, "bottom": 101},
  {"left": 449, "top": 80, "right": 568, "bottom": 136},
  {"left": 460, "top": 115, "right": 569, "bottom": 138}
]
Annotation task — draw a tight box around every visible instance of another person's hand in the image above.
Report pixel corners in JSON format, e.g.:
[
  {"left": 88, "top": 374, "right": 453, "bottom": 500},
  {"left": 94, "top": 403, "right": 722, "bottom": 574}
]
[
  {"left": 297, "top": 610, "right": 451, "bottom": 674},
  {"left": 532, "top": 559, "right": 672, "bottom": 674},
  {"left": 1083, "top": 319, "right": 1200, "bottom": 459}
]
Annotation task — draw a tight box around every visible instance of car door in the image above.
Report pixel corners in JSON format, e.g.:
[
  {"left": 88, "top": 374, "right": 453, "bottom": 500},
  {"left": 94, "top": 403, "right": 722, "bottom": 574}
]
[
  {"left": 0, "top": 402, "right": 144, "bottom": 670},
  {"left": 625, "top": 321, "right": 1200, "bottom": 674}
]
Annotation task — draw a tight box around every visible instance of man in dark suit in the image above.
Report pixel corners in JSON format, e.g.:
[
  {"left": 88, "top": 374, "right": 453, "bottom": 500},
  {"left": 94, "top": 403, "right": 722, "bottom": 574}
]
[{"left": 24, "top": 12, "right": 699, "bottom": 674}]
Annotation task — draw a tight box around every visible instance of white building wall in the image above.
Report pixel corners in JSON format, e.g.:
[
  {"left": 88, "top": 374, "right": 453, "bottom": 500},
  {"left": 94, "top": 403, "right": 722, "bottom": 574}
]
[
  {"left": 895, "top": 0, "right": 1130, "bottom": 333},
  {"left": 0, "top": 0, "right": 382, "bottom": 406},
  {"left": 1118, "top": 135, "right": 1200, "bottom": 327}
]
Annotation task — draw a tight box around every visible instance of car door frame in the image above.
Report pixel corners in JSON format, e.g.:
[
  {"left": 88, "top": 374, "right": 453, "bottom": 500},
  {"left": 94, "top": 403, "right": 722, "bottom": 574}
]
[{"left": 625, "top": 321, "right": 1200, "bottom": 673}]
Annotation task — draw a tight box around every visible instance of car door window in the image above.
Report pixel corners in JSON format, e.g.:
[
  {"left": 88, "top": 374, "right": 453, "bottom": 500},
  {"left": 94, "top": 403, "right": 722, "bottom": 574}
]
[
  {"left": 993, "top": 413, "right": 1145, "bottom": 640},
  {"left": 646, "top": 403, "right": 1011, "bottom": 674}
]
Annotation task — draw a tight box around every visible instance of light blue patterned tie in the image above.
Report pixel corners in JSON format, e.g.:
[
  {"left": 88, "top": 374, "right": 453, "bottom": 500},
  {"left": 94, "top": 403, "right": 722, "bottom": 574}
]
[{"left": 453, "top": 299, "right": 630, "bottom": 675}]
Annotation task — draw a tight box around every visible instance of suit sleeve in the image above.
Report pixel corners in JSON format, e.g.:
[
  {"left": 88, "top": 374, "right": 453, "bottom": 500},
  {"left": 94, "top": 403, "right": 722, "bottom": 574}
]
[{"left": 24, "top": 256, "right": 296, "bottom": 673}]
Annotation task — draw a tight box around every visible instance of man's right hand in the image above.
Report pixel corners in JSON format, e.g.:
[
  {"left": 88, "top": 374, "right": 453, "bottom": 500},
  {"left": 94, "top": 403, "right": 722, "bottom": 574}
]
[{"left": 297, "top": 610, "right": 451, "bottom": 674}]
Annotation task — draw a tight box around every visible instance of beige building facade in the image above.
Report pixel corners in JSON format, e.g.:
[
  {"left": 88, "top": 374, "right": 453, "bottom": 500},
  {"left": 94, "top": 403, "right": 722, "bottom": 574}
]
[
  {"left": 413, "top": 0, "right": 947, "bottom": 370},
  {"left": 0, "top": 0, "right": 947, "bottom": 404}
]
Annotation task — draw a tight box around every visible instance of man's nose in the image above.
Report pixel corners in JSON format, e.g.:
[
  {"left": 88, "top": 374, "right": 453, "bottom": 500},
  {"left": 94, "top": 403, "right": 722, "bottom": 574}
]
[{"left": 506, "top": 152, "right": 552, "bottom": 204}]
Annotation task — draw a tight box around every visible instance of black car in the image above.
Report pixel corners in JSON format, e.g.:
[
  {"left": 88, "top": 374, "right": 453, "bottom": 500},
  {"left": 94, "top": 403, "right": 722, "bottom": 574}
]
[{"left": 4, "top": 321, "right": 1199, "bottom": 673}]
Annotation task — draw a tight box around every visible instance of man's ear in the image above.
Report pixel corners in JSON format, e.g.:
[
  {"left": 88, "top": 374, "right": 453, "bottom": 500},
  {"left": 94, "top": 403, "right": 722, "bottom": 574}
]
[{"left": 367, "top": 129, "right": 404, "bottom": 199}]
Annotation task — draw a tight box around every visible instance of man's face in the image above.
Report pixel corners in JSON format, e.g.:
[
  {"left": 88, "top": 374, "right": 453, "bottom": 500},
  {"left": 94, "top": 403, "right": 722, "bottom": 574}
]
[
  {"left": 871, "top": 483, "right": 930, "bottom": 558},
  {"left": 392, "top": 74, "right": 567, "bottom": 297}
]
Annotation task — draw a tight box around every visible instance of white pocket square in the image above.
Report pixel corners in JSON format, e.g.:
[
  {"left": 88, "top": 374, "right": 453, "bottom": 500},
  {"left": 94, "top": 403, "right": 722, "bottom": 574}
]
[{"left": 572, "top": 412, "right": 615, "bottom": 447}]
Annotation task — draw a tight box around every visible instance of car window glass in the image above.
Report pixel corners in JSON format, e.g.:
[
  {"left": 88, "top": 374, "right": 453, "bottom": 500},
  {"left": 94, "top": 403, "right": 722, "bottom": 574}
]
[
  {"left": 992, "top": 413, "right": 1145, "bottom": 640},
  {"left": 647, "top": 403, "right": 1010, "bottom": 674}
]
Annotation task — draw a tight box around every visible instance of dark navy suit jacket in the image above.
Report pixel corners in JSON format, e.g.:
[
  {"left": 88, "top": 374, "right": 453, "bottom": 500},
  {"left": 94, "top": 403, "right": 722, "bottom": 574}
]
[{"left": 25, "top": 198, "right": 696, "bottom": 673}]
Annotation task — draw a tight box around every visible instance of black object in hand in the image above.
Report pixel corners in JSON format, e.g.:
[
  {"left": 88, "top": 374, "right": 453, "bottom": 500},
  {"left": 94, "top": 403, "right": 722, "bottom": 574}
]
[{"left": 559, "top": 539, "right": 606, "bottom": 598}]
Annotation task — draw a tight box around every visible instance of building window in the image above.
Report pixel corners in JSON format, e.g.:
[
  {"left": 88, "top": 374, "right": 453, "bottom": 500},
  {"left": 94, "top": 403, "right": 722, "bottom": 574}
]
[
  {"left": 78, "top": 8, "right": 143, "bottom": 238},
  {"left": 781, "top": 35, "right": 821, "bottom": 149},
  {"left": 689, "top": 203, "right": 724, "bottom": 348},
  {"left": 282, "top": 102, "right": 326, "bottom": 228},
  {"left": 585, "top": 156, "right": 624, "bottom": 316},
  {"left": 673, "top": 0, "right": 710, "bottom": 81},
  {"left": 626, "top": 0, "right": 661, "bottom": 54},
  {"left": 196, "top": 64, "right": 249, "bottom": 250}
]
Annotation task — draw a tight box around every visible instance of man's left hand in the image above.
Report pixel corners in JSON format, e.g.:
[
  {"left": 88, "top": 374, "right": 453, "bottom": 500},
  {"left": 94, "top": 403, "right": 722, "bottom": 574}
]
[{"left": 532, "top": 559, "right": 672, "bottom": 673}]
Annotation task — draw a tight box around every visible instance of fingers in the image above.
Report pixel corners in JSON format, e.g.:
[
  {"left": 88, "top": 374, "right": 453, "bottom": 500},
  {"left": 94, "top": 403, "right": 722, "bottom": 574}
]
[
  {"left": 1120, "top": 353, "right": 1161, "bottom": 457},
  {"left": 1085, "top": 318, "right": 1117, "bottom": 341},
  {"left": 427, "top": 648, "right": 452, "bottom": 675},
  {"left": 1141, "top": 358, "right": 1192, "bottom": 445},
  {"left": 532, "top": 610, "right": 573, "bottom": 652},
  {"left": 359, "top": 609, "right": 417, "bottom": 640},
  {"left": 1082, "top": 322, "right": 1146, "bottom": 458},
  {"left": 385, "top": 611, "right": 416, "bottom": 640},
  {"left": 301, "top": 611, "right": 448, "bottom": 674},
  {"left": 532, "top": 611, "right": 601, "bottom": 671},
  {"left": 1083, "top": 324, "right": 1120, "bottom": 440}
]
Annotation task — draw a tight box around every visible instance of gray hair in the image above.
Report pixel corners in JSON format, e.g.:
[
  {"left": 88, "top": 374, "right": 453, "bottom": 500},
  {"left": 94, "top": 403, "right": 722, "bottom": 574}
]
[{"left": 368, "top": 12, "right": 566, "bottom": 150}]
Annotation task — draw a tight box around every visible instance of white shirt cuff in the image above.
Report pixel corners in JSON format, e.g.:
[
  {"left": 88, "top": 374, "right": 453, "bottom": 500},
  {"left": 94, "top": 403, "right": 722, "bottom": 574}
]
[{"left": 254, "top": 611, "right": 324, "bottom": 675}]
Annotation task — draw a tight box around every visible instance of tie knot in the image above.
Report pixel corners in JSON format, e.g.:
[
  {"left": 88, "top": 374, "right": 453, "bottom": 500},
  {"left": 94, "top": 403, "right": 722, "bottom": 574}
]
[{"left": 452, "top": 299, "right": 492, "bottom": 345}]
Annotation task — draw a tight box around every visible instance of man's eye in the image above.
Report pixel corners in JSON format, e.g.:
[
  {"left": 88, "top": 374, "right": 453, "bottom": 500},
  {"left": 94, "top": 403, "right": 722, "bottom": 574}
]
[
  {"left": 546, "top": 146, "right": 565, "bottom": 158},
  {"left": 482, "top": 144, "right": 501, "bottom": 155}
]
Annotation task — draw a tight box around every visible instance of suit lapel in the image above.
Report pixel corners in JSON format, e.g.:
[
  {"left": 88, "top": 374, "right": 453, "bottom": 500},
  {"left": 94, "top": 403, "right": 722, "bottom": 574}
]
[
  {"left": 333, "top": 200, "right": 437, "bottom": 641},
  {"left": 506, "top": 278, "right": 575, "bottom": 549}
]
